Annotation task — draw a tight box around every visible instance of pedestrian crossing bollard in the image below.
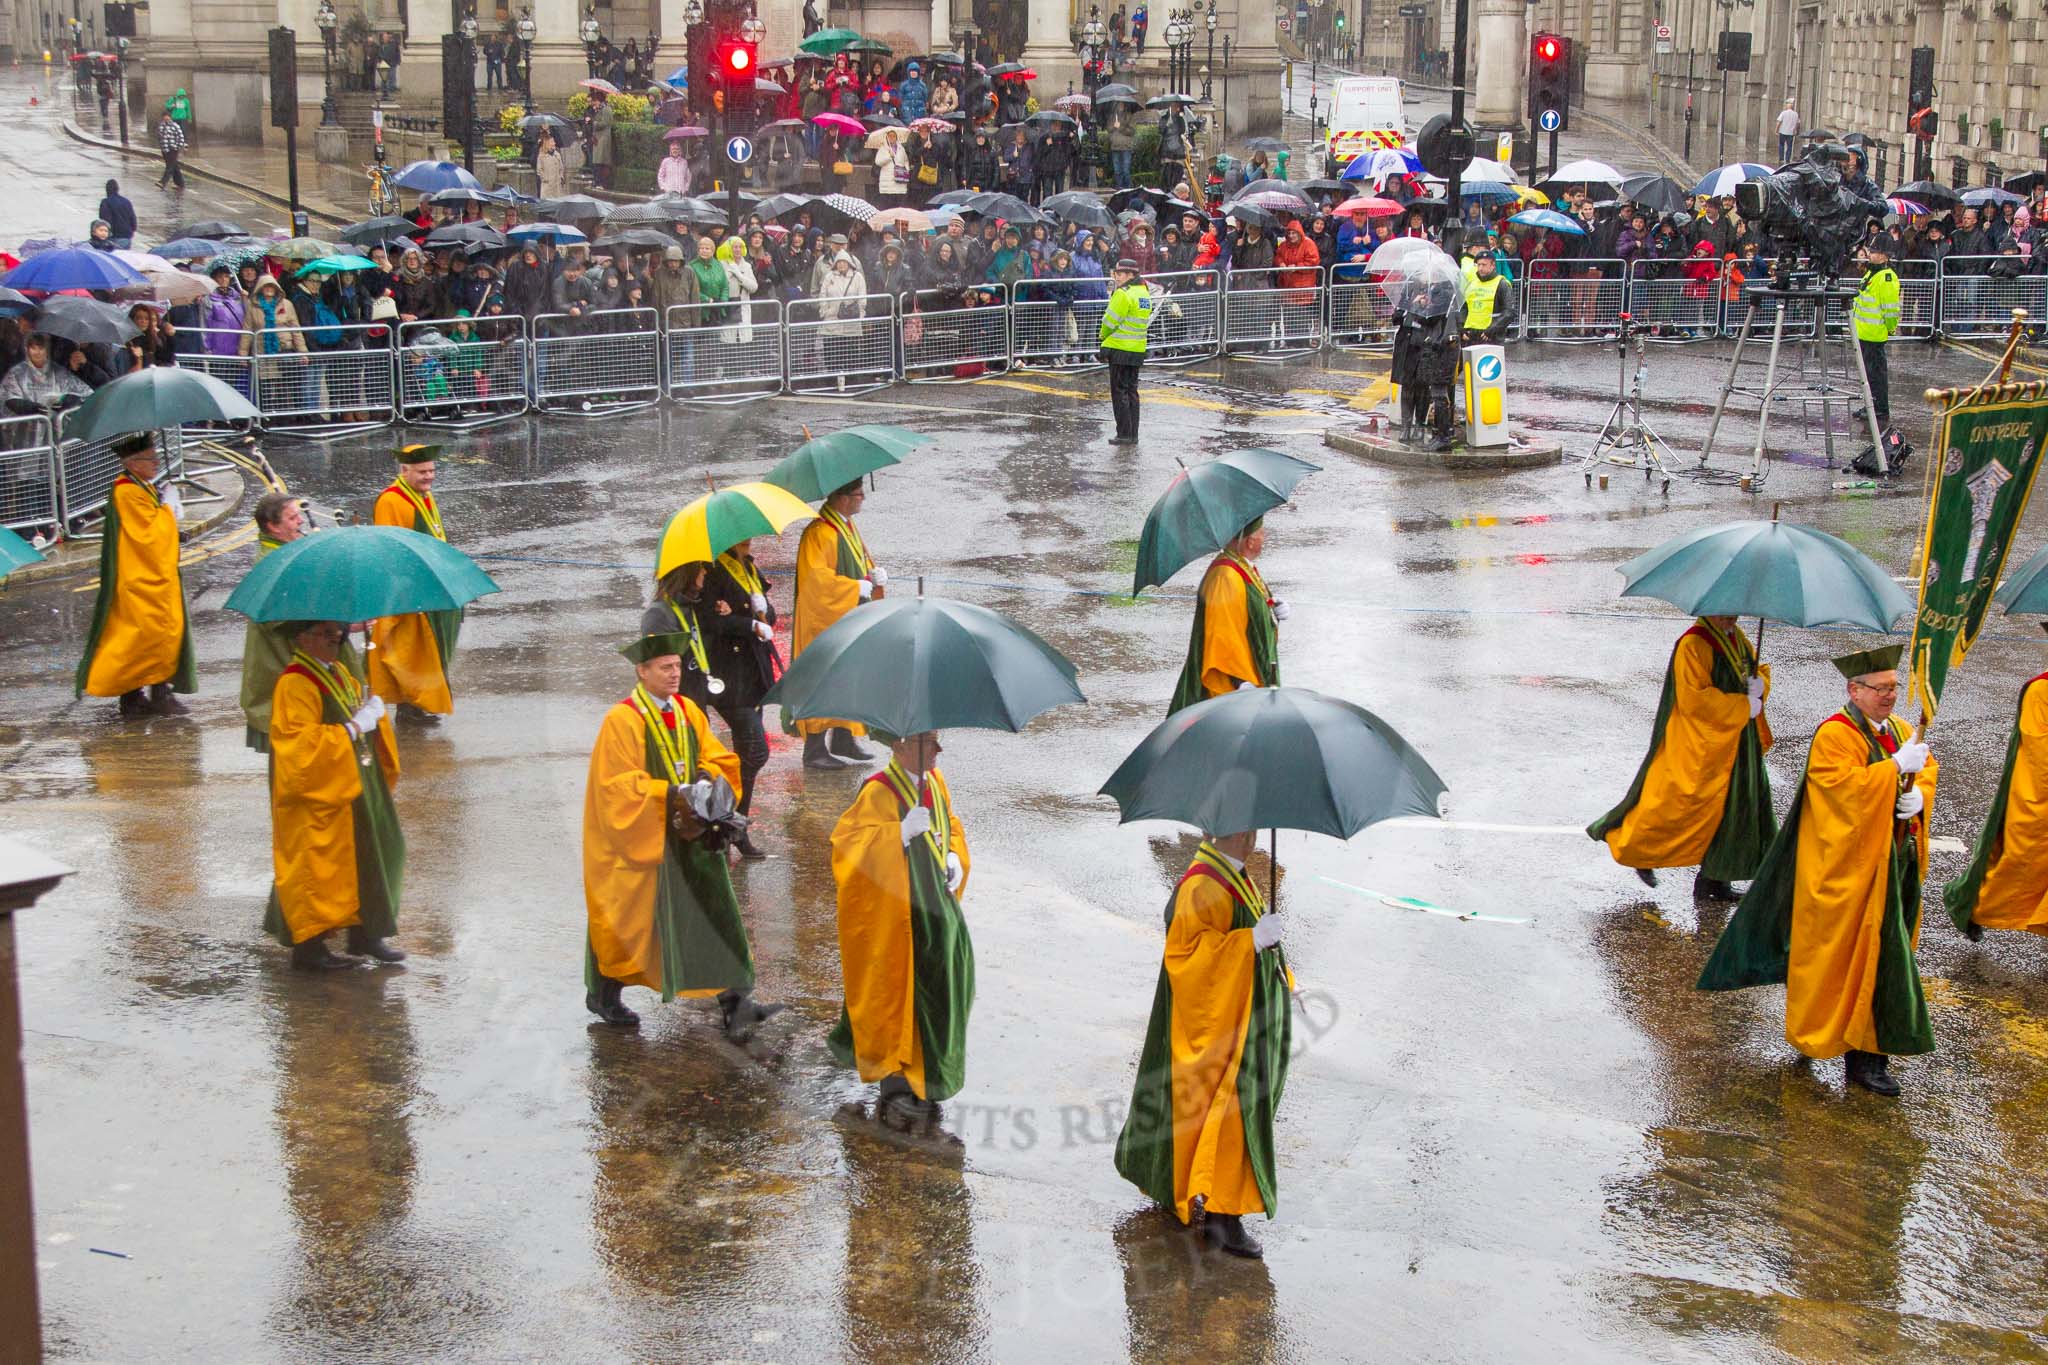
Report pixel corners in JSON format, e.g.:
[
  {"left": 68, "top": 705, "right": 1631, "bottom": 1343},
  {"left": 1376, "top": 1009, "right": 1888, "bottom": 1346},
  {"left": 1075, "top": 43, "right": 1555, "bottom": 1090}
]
[{"left": 1461, "top": 344, "right": 1509, "bottom": 448}]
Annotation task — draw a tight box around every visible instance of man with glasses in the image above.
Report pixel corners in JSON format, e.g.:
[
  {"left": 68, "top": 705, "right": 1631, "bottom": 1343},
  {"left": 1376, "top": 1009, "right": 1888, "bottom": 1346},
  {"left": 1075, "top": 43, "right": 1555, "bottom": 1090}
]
[{"left": 1699, "top": 645, "right": 1937, "bottom": 1097}]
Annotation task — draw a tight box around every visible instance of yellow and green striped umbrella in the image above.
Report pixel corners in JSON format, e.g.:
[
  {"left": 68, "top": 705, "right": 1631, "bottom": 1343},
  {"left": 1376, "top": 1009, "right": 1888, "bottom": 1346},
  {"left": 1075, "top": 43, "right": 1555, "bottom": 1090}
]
[{"left": 655, "top": 481, "right": 815, "bottom": 579}]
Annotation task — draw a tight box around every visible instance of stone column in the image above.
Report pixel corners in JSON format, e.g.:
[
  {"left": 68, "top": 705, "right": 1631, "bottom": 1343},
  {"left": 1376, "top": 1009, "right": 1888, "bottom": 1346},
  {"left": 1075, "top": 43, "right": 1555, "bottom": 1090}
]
[
  {"left": 525, "top": 0, "right": 587, "bottom": 110},
  {"left": 1470, "top": 0, "right": 1523, "bottom": 129},
  {"left": 1220, "top": 0, "right": 1283, "bottom": 136},
  {"left": 1019, "top": 0, "right": 1079, "bottom": 104}
]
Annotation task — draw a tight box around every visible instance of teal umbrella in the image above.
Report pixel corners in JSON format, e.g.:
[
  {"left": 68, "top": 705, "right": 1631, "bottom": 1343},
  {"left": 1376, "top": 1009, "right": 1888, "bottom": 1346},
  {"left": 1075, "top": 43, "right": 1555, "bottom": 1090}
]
[
  {"left": 798, "top": 26, "right": 863, "bottom": 55},
  {"left": 0, "top": 526, "right": 44, "bottom": 578},
  {"left": 223, "top": 526, "right": 501, "bottom": 622},
  {"left": 761, "top": 586, "right": 1084, "bottom": 735},
  {"left": 295, "top": 253, "right": 379, "bottom": 275},
  {"left": 1133, "top": 449, "right": 1320, "bottom": 594},
  {"left": 63, "top": 368, "right": 261, "bottom": 444},
  {"left": 763, "top": 424, "right": 930, "bottom": 502},
  {"left": 1994, "top": 541, "right": 2048, "bottom": 615},
  {"left": 1616, "top": 517, "right": 1911, "bottom": 634},
  {"left": 1100, "top": 686, "right": 1446, "bottom": 904}
]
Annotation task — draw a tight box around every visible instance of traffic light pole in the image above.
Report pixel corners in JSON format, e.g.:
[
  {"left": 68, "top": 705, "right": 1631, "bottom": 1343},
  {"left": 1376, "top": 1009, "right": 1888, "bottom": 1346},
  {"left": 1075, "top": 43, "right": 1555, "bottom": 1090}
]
[{"left": 1445, "top": 0, "right": 1468, "bottom": 216}]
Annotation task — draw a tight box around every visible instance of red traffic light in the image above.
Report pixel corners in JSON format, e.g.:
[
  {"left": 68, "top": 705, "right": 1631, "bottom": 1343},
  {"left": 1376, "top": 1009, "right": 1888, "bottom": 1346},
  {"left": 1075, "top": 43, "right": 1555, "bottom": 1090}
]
[
  {"left": 1535, "top": 35, "right": 1560, "bottom": 61},
  {"left": 726, "top": 44, "right": 752, "bottom": 75}
]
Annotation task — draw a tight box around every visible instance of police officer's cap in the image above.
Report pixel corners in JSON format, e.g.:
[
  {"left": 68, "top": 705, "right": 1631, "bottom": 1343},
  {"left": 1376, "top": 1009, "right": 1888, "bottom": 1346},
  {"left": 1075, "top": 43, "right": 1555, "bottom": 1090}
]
[{"left": 1113, "top": 258, "right": 1140, "bottom": 273}]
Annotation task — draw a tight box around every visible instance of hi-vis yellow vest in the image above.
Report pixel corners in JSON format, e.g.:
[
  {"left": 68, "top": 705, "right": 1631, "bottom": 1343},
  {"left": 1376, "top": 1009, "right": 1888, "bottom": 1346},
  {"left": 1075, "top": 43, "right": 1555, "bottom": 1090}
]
[{"left": 1464, "top": 273, "right": 1506, "bottom": 330}]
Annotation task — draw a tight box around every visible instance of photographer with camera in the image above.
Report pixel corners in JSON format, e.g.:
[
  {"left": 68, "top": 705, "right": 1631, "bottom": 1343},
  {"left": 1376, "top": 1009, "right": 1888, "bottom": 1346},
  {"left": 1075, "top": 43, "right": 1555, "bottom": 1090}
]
[{"left": 582, "top": 631, "right": 784, "bottom": 1038}]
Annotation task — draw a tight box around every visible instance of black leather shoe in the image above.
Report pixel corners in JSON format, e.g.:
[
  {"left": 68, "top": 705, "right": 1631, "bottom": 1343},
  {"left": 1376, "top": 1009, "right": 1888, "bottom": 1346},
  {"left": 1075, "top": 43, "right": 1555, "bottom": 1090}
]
[
  {"left": 586, "top": 977, "right": 640, "bottom": 1027},
  {"left": 734, "top": 833, "right": 768, "bottom": 860},
  {"left": 828, "top": 727, "right": 873, "bottom": 761},
  {"left": 148, "top": 684, "right": 188, "bottom": 716},
  {"left": 290, "top": 934, "right": 351, "bottom": 971},
  {"left": 118, "top": 689, "right": 149, "bottom": 716},
  {"left": 1962, "top": 919, "right": 1985, "bottom": 942},
  {"left": 719, "top": 990, "right": 785, "bottom": 1042},
  {"left": 345, "top": 925, "right": 408, "bottom": 963},
  {"left": 1635, "top": 867, "right": 1659, "bottom": 889},
  {"left": 1845, "top": 1050, "right": 1901, "bottom": 1096},
  {"left": 1693, "top": 874, "right": 1738, "bottom": 902},
  {"left": 804, "top": 734, "right": 854, "bottom": 769},
  {"left": 1202, "top": 1213, "right": 1264, "bottom": 1259}
]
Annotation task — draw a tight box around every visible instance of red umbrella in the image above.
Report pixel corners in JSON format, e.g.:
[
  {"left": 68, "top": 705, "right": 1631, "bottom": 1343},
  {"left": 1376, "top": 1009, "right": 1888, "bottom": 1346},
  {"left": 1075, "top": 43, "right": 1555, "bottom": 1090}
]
[
  {"left": 812, "top": 111, "right": 865, "bottom": 135},
  {"left": 997, "top": 68, "right": 1037, "bottom": 81},
  {"left": 1333, "top": 196, "right": 1404, "bottom": 217},
  {"left": 579, "top": 78, "right": 621, "bottom": 95}
]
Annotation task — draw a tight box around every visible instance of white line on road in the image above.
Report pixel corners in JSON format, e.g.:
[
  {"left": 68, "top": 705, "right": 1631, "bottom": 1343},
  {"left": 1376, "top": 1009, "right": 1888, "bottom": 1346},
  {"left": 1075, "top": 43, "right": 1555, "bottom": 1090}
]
[{"left": 1378, "top": 817, "right": 1586, "bottom": 836}]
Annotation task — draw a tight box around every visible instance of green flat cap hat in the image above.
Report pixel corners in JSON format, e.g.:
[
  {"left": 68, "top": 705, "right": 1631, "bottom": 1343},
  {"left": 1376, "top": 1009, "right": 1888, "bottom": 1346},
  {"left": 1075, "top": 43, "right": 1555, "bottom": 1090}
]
[
  {"left": 394, "top": 442, "right": 442, "bottom": 464},
  {"left": 1833, "top": 643, "right": 1904, "bottom": 678},
  {"left": 620, "top": 632, "right": 692, "bottom": 664}
]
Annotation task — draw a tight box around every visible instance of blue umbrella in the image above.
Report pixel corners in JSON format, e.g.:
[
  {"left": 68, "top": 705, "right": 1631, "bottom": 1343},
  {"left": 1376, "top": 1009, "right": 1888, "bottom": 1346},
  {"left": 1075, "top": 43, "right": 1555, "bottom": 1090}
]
[
  {"left": 664, "top": 65, "right": 689, "bottom": 86},
  {"left": 1, "top": 246, "right": 147, "bottom": 293},
  {"left": 1508, "top": 208, "right": 1587, "bottom": 235},
  {"left": 507, "top": 222, "right": 588, "bottom": 244},
  {"left": 1962, "top": 186, "right": 2025, "bottom": 207},
  {"left": 1690, "top": 163, "right": 1772, "bottom": 198},
  {"left": 149, "top": 237, "right": 231, "bottom": 261},
  {"left": 390, "top": 160, "right": 484, "bottom": 193},
  {"left": 1339, "top": 147, "right": 1423, "bottom": 182}
]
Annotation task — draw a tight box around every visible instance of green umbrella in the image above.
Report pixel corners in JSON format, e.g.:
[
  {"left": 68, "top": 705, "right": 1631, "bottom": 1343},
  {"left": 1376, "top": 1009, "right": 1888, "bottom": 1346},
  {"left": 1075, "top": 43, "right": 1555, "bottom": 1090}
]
[
  {"left": 223, "top": 526, "right": 501, "bottom": 622},
  {"left": 271, "top": 236, "right": 343, "bottom": 263},
  {"left": 1616, "top": 516, "right": 1911, "bottom": 671},
  {"left": 762, "top": 424, "right": 930, "bottom": 502},
  {"left": 798, "top": 26, "right": 863, "bottom": 55},
  {"left": 0, "top": 526, "right": 44, "bottom": 579},
  {"left": 761, "top": 587, "right": 1084, "bottom": 735},
  {"left": 1100, "top": 685, "right": 1447, "bottom": 905},
  {"left": 296, "top": 253, "right": 379, "bottom": 276},
  {"left": 844, "top": 36, "right": 893, "bottom": 53},
  {"left": 1994, "top": 541, "right": 2048, "bottom": 615},
  {"left": 1133, "top": 448, "right": 1319, "bottom": 594},
  {"left": 63, "top": 367, "right": 261, "bottom": 444}
]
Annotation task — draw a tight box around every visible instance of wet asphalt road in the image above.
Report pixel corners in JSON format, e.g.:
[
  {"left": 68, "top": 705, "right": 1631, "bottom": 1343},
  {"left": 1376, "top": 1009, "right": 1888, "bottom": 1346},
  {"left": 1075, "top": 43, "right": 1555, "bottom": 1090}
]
[{"left": 8, "top": 72, "right": 2048, "bottom": 1364}]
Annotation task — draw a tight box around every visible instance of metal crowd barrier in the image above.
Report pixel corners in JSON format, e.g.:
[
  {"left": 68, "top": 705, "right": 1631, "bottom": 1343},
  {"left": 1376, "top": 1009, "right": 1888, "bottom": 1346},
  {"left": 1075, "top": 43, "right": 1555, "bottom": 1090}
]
[
  {"left": 1516, "top": 259, "right": 1623, "bottom": 342},
  {"left": 51, "top": 408, "right": 136, "bottom": 532},
  {"left": 1325, "top": 272, "right": 1396, "bottom": 350},
  {"left": 1222, "top": 268, "right": 1324, "bottom": 360},
  {"left": 177, "top": 330, "right": 259, "bottom": 427},
  {"left": 531, "top": 308, "right": 664, "bottom": 414},
  {"left": 1936, "top": 256, "right": 2048, "bottom": 338},
  {"left": 1144, "top": 270, "right": 1223, "bottom": 365},
  {"left": 246, "top": 322, "right": 396, "bottom": 438},
  {"left": 1896, "top": 259, "right": 1939, "bottom": 340},
  {"left": 0, "top": 413, "right": 56, "bottom": 533},
  {"left": 900, "top": 288, "right": 1012, "bottom": 383},
  {"left": 666, "top": 299, "right": 786, "bottom": 404},
  {"left": 1620, "top": 260, "right": 1719, "bottom": 341},
  {"left": 1011, "top": 279, "right": 1108, "bottom": 370},
  {"left": 399, "top": 316, "right": 530, "bottom": 428},
  {"left": 786, "top": 292, "right": 896, "bottom": 395}
]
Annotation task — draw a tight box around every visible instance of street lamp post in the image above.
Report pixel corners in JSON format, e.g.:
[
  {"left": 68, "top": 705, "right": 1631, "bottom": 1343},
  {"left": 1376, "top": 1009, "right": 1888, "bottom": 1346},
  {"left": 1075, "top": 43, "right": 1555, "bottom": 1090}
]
[
  {"left": 580, "top": 6, "right": 602, "bottom": 78},
  {"left": 1203, "top": 0, "right": 1215, "bottom": 103},
  {"left": 113, "top": 33, "right": 128, "bottom": 146},
  {"left": 459, "top": 9, "right": 479, "bottom": 170},
  {"left": 516, "top": 7, "right": 535, "bottom": 107},
  {"left": 316, "top": 0, "right": 339, "bottom": 127}
]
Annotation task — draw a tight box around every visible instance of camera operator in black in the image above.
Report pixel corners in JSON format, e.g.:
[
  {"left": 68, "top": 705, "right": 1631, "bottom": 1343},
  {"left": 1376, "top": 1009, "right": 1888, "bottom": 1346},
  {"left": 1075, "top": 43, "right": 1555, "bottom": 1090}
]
[
  {"left": 702, "top": 541, "right": 778, "bottom": 861},
  {"left": 1392, "top": 279, "right": 1461, "bottom": 451}
]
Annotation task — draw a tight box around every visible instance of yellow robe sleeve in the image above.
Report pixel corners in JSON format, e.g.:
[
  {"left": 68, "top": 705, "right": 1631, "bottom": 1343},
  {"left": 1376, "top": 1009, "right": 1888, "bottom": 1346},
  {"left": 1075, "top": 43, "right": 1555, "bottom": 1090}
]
[
  {"left": 1975, "top": 682, "right": 2048, "bottom": 932},
  {"left": 269, "top": 670, "right": 368, "bottom": 943},
  {"left": 830, "top": 779, "right": 922, "bottom": 1090},
  {"left": 1604, "top": 633, "right": 1765, "bottom": 868},
  {"left": 1165, "top": 874, "right": 1264, "bottom": 1220},
  {"left": 583, "top": 703, "right": 674, "bottom": 991},
  {"left": 794, "top": 520, "right": 861, "bottom": 653},
  {"left": 372, "top": 488, "right": 414, "bottom": 530},
  {"left": 83, "top": 480, "right": 188, "bottom": 697},
  {"left": 367, "top": 488, "right": 454, "bottom": 713},
  {"left": 683, "top": 696, "right": 743, "bottom": 802},
  {"left": 1198, "top": 563, "right": 1257, "bottom": 698},
  {"left": 1785, "top": 719, "right": 1937, "bottom": 1058}
]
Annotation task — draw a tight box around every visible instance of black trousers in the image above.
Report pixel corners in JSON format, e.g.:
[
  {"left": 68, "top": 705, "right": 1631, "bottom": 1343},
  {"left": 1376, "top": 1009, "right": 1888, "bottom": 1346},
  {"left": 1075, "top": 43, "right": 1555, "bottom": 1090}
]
[
  {"left": 1859, "top": 338, "right": 1890, "bottom": 427},
  {"left": 158, "top": 151, "right": 185, "bottom": 190},
  {"left": 715, "top": 699, "right": 770, "bottom": 817},
  {"left": 1108, "top": 357, "right": 1141, "bottom": 437}
]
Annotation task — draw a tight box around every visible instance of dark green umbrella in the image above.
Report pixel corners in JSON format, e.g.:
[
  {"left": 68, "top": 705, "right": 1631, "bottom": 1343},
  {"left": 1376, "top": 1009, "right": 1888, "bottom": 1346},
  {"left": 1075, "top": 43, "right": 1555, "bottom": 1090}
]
[
  {"left": 1133, "top": 448, "right": 1319, "bottom": 594},
  {"left": 798, "top": 26, "right": 863, "bottom": 55},
  {"left": 763, "top": 424, "right": 931, "bottom": 502},
  {"left": 64, "top": 367, "right": 261, "bottom": 444},
  {"left": 1099, "top": 686, "right": 1446, "bottom": 904},
  {"left": 761, "top": 587, "right": 1084, "bottom": 735},
  {"left": 1994, "top": 541, "right": 2048, "bottom": 615},
  {"left": 223, "top": 526, "right": 501, "bottom": 622},
  {"left": 0, "top": 526, "right": 44, "bottom": 579}
]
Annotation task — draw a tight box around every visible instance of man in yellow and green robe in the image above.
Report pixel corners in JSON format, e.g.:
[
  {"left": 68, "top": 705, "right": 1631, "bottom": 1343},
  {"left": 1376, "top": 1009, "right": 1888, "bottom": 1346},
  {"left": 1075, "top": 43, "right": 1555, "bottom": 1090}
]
[
  {"left": 1114, "top": 829, "right": 1291, "bottom": 1259},
  {"left": 1699, "top": 645, "right": 1938, "bottom": 1097},
  {"left": 791, "top": 479, "right": 887, "bottom": 768},
  {"left": 1945, "top": 664, "right": 2048, "bottom": 942},
  {"left": 583, "top": 631, "right": 782, "bottom": 1037},
  {"left": 827, "top": 729, "right": 973, "bottom": 1125},
  {"left": 1167, "top": 517, "right": 1284, "bottom": 715},
  {"left": 264, "top": 620, "right": 407, "bottom": 969},
  {"left": 1588, "top": 616, "right": 1774, "bottom": 900},
  {"left": 369, "top": 443, "right": 461, "bottom": 719},
  {"left": 239, "top": 491, "right": 365, "bottom": 752},
  {"left": 75, "top": 434, "right": 196, "bottom": 717}
]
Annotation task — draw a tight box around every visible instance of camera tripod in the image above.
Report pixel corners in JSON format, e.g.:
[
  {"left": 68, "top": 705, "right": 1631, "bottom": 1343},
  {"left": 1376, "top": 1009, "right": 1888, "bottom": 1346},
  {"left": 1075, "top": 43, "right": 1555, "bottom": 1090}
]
[
  {"left": 1697, "top": 279, "right": 1890, "bottom": 485},
  {"left": 1583, "top": 313, "right": 1677, "bottom": 494}
]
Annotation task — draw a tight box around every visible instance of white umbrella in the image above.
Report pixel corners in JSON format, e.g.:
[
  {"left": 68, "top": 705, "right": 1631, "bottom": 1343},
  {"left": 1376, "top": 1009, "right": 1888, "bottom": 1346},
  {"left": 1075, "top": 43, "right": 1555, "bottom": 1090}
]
[
  {"left": 1455, "top": 158, "right": 1517, "bottom": 184},
  {"left": 112, "top": 249, "right": 175, "bottom": 273},
  {"left": 1691, "top": 163, "right": 1774, "bottom": 198},
  {"left": 1543, "top": 158, "right": 1627, "bottom": 186},
  {"left": 1376, "top": 247, "right": 1466, "bottom": 317},
  {"left": 1364, "top": 237, "right": 1441, "bottom": 277}
]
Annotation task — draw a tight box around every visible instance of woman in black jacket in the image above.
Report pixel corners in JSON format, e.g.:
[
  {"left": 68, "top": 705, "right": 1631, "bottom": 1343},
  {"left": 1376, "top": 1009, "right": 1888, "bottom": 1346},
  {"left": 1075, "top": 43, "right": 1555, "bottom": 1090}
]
[{"left": 702, "top": 539, "right": 777, "bottom": 858}]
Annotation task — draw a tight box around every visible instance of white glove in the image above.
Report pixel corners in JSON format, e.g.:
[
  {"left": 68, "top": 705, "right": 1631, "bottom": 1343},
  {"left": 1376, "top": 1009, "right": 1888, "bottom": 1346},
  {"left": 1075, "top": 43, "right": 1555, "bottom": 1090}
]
[
  {"left": 1237, "top": 680, "right": 1259, "bottom": 691},
  {"left": 900, "top": 805, "right": 932, "bottom": 845},
  {"left": 691, "top": 778, "right": 714, "bottom": 805},
  {"left": 945, "top": 851, "right": 964, "bottom": 893},
  {"left": 751, "top": 619, "right": 773, "bottom": 641},
  {"left": 347, "top": 697, "right": 385, "bottom": 734},
  {"left": 1896, "top": 787, "right": 1925, "bottom": 820},
  {"left": 749, "top": 592, "right": 768, "bottom": 615},
  {"left": 1251, "top": 914, "right": 1284, "bottom": 950},
  {"left": 1748, "top": 694, "right": 1764, "bottom": 719},
  {"left": 857, "top": 579, "right": 875, "bottom": 601},
  {"left": 869, "top": 565, "right": 888, "bottom": 587},
  {"left": 163, "top": 482, "right": 184, "bottom": 518},
  {"left": 1270, "top": 599, "right": 1291, "bottom": 622},
  {"left": 1894, "top": 741, "right": 1930, "bottom": 774}
]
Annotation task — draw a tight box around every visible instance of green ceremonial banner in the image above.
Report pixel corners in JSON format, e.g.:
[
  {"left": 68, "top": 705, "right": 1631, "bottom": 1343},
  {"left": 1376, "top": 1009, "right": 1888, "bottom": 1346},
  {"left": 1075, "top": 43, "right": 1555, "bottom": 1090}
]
[{"left": 1909, "top": 392, "right": 2048, "bottom": 718}]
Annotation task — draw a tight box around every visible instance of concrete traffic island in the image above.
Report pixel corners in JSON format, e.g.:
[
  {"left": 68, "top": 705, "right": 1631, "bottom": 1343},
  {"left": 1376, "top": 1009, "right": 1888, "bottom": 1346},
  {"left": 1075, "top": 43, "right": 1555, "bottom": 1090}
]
[{"left": 1323, "top": 421, "right": 1566, "bottom": 471}]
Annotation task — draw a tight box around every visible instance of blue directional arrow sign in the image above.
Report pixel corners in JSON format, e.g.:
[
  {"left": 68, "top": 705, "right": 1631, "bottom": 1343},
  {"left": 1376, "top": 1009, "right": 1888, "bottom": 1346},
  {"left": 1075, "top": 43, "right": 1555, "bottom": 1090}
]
[
  {"left": 1476, "top": 354, "right": 1503, "bottom": 381},
  {"left": 1537, "top": 108, "right": 1562, "bottom": 133},
  {"left": 727, "top": 135, "right": 753, "bottom": 164}
]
